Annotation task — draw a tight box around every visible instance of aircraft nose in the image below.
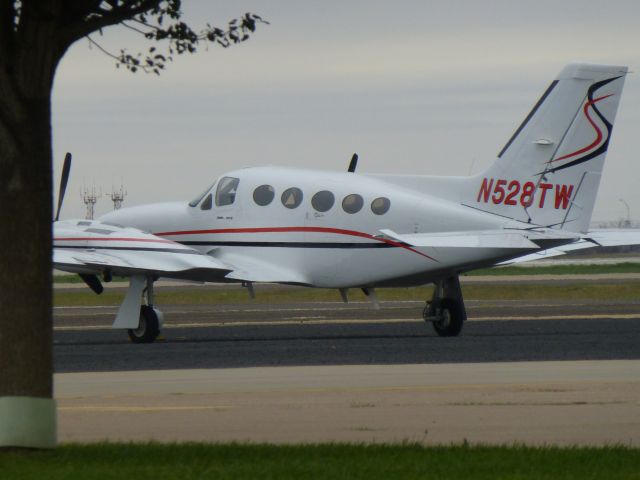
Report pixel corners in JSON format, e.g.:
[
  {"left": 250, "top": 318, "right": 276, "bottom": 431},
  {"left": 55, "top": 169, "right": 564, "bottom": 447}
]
[
  {"left": 99, "top": 205, "right": 149, "bottom": 229},
  {"left": 99, "top": 208, "right": 129, "bottom": 226},
  {"left": 99, "top": 202, "right": 188, "bottom": 233}
]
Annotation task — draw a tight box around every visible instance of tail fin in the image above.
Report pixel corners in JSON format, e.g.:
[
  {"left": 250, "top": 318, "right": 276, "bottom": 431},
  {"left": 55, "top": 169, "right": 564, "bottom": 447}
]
[{"left": 466, "top": 63, "right": 628, "bottom": 233}]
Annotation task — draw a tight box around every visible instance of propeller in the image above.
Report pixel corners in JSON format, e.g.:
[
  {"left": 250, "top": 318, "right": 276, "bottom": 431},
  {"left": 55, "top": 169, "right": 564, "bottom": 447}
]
[
  {"left": 348, "top": 153, "right": 358, "bottom": 173},
  {"left": 80, "top": 274, "right": 104, "bottom": 295},
  {"left": 52, "top": 151, "right": 106, "bottom": 295},
  {"left": 54, "top": 152, "right": 72, "bottom": 221}
]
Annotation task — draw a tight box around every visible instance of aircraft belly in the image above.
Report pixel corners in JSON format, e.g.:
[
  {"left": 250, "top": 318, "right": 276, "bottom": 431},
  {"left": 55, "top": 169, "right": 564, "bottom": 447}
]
[
  {"left": 374, "top": 246, "right": 537, "bottom": 287},
  {"left": 213, "top": 246, "right": 311, "bottom": 285},
  {"left": 428, "top": 246, "right": 533, "bottom": 269},
  {"left": 310, "top": 245, "right": 534, "bottom": 288},
  {"left": 305, "top": 248, "right": 437, "bottom": 288}
]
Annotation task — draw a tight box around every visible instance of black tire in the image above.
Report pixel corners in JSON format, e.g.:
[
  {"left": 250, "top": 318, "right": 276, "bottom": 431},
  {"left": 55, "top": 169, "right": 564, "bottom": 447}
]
[
  {"left": 432, "top": 298, "right": 464, "bottom": 337},
  {"left": 128, "top": 305, "right": 160, "bottom": 343}
]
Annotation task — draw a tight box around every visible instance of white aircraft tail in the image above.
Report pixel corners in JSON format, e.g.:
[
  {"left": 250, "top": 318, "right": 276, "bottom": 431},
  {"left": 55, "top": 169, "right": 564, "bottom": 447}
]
[{"left": 465, "top": 63, "right": 628, "bottom": 233}]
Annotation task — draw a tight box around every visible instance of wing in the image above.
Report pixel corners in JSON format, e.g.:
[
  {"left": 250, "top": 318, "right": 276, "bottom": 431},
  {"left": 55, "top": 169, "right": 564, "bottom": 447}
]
[
  {"left": 54, "top": 220, "right": 232, "bottom": 282},
  {"left": 379, "top": 229, "right": 543, "bottom": 249},
  {"left": 219, "top": 252, "right": 311, "bottom": 285}
]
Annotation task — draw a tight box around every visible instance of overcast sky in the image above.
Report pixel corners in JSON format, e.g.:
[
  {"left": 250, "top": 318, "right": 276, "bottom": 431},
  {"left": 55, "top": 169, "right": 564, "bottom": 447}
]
[{"left": 52, "top": 0, "right": 640, "bottom": 224}]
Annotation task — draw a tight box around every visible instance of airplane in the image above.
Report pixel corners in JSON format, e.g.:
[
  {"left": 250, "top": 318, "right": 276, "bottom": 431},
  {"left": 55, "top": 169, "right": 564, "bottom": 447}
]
[{"left": 54, "top": 62, "right": 640, "bottom": 343}]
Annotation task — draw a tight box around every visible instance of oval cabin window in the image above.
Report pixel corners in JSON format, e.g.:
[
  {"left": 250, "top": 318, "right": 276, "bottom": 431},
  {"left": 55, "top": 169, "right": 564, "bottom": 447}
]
[
  {"left": 311, "top": 191, "right": 335, "bottom": 212},
  {"left": 371, "top": 197, "right": 391, "bottom": 215},
  {"left": 281, "top": 187, "right": 303, "bottom": 209},
  {"left": 342, "top": 194, "right": 363, "bottom": 214},
  {"left": 253, "top": 185, "right": 275, "bottom": 206}
]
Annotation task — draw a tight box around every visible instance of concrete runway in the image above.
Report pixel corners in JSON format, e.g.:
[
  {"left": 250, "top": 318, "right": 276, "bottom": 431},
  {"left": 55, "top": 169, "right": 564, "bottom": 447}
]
[
  {"left": 55, "top": 361, "right": 640, "bottom": 445},
  {"left": 53, "top": 291, "right": 640, "bottom": 445}
]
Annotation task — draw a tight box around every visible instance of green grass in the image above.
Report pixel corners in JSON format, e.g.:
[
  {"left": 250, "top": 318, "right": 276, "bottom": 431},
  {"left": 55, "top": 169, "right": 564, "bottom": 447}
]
[
  {"left": 53, "top": 281, "right": 640, "bottom": 307},
  {"left": 53, "top": 285, "right": 378, "bottom": 306},
  {"left": 467, "top": 262, "right": 640, "bottom": 276},
  {"left": 461, "top": 282, "right": 640, "bottom": 301},
  {"left": 53, "top": 275, "right": 128, "bottom": 284},
  {"left": 52, "top": 261, "right": 640, "bottom": 284},
  {"left": 1, "top": 443, "right": 639, "bottom": 480}
]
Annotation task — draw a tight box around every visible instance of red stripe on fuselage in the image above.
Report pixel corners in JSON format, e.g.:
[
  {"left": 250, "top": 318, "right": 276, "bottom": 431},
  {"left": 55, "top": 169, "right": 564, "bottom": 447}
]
[{"left": 154, "top": 226, "right": 438, "bottom": 262}]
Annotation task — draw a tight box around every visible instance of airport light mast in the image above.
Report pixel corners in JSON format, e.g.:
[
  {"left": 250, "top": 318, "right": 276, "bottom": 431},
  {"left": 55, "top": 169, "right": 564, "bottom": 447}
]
[
  {"left": 619, "top": 198, "right": 631, "bottom": 227},
  {"left": 107, "top": 184, "right": 127, "bottom": 210},
  {"left": 80, "top": 184, "right": 100, "bottom": 220}
]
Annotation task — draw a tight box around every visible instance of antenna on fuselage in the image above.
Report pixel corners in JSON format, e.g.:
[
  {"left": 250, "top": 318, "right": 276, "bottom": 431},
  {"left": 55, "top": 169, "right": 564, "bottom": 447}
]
[{"left": 348, "top": 153, "right": 358, "bottom": 173}]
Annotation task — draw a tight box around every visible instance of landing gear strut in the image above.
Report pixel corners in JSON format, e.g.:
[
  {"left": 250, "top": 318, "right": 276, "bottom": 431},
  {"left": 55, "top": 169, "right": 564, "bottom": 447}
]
[
  {"left": 423, "top": 275, "right": 466, "bottom": 337},
  {"left": 127, "top": 276, "right": 163, "bottom": 343}
]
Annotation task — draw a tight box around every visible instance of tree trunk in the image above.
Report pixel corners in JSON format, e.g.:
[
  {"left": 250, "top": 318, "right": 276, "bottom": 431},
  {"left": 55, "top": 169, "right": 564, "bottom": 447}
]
[
  {"left": 0, "top": 96, "right": 54, "bottom": 397},
  {"left": 0, "top": 2, "right": 63, "bottom": 448},
  {"left": 0, "top": 85, "right": 56, "bottom": 448}
]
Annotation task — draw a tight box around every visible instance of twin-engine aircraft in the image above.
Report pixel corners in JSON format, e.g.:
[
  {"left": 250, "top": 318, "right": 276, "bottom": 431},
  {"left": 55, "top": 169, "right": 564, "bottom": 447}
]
[{"left": 54, "top": 63, "right": 639, "bottom": 343}]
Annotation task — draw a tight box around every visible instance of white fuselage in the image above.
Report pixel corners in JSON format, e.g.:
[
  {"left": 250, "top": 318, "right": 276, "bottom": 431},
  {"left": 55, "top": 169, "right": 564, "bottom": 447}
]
[{"left": 101, "top": 167, "right": 537, "bottom": 288}]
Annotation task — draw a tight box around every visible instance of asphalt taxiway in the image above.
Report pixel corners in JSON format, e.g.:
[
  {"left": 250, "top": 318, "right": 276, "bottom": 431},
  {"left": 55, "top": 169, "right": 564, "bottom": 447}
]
[{"left": 54, "top": 298, "right": 640, "bottom": 372}]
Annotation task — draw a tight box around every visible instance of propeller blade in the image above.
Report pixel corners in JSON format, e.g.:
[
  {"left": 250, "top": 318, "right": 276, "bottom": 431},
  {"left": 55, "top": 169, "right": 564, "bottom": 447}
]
[
  {"left": 54, "top": 152, "right": 72, "bottom": 221},
  {"left": 348, "top": 153, "right": 358, "bottom": 173}
]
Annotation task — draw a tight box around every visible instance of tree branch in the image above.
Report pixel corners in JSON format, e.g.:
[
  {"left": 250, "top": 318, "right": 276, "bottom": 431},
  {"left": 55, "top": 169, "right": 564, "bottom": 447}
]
[
  {"left": 60, "top": 0, "right": 161, "bottom": 49},
  {"left": 77, "top": 7, "right": 268, "bottom": 76},
  {"left": 86, "top": 35, "right": 120, "bottom": 62},
  {"left": 121, "top": 20, "right": 149, "bottom": 36}
]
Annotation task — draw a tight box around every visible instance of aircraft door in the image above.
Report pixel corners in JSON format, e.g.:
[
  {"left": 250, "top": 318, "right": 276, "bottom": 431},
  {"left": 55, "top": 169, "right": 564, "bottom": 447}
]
[{"left": 305, "top": 188, "right": 342, "bottom": 285}]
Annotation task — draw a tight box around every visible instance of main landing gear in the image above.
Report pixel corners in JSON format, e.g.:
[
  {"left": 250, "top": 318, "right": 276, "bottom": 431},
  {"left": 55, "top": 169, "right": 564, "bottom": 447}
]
[
  {"left": 127, "top": 276, "right": 163, "bottom": 344},
  {"left": 423, "top": 276, "right": 466, "bottom": 337}
]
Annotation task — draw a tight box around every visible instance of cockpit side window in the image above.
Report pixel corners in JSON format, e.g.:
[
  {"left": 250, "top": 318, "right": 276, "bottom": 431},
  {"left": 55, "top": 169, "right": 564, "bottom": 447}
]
[
  {"left": 215, "top": 177, "right": 240, "bottom": 207},
  {"left": 200, "top": 193, "right": 213, "bottom": 210},
  {"left": 189, "top": 181, "right": 215, "bottom": 207}
]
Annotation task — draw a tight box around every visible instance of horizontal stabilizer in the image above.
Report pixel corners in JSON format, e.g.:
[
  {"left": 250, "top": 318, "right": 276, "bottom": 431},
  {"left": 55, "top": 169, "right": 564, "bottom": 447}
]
[
  {"left": 585, "top": 229, "right": 640, "bottom": 247},
  {"left": 502, "top": 228, "right": 640, "bottom": 264}
]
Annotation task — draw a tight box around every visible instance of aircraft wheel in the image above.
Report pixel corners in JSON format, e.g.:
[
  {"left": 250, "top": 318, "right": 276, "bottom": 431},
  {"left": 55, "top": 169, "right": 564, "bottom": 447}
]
[
  {"left": 432, "top": 298, "right": 464, "bottom": 337},
  {"left": 128, "top": 305, "right": 160, "bottom": 343}
]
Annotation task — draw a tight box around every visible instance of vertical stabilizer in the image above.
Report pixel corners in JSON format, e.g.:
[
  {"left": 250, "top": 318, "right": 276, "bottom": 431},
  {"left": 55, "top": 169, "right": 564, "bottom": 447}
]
[{"left": 465, "top": 63, "right": 627, "bottom": 233}]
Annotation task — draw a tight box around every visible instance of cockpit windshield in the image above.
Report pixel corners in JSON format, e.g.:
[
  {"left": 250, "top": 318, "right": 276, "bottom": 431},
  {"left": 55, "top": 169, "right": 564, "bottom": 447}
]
[{"left": 188, "top": 181, "right": 215, "bottom": 207}]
